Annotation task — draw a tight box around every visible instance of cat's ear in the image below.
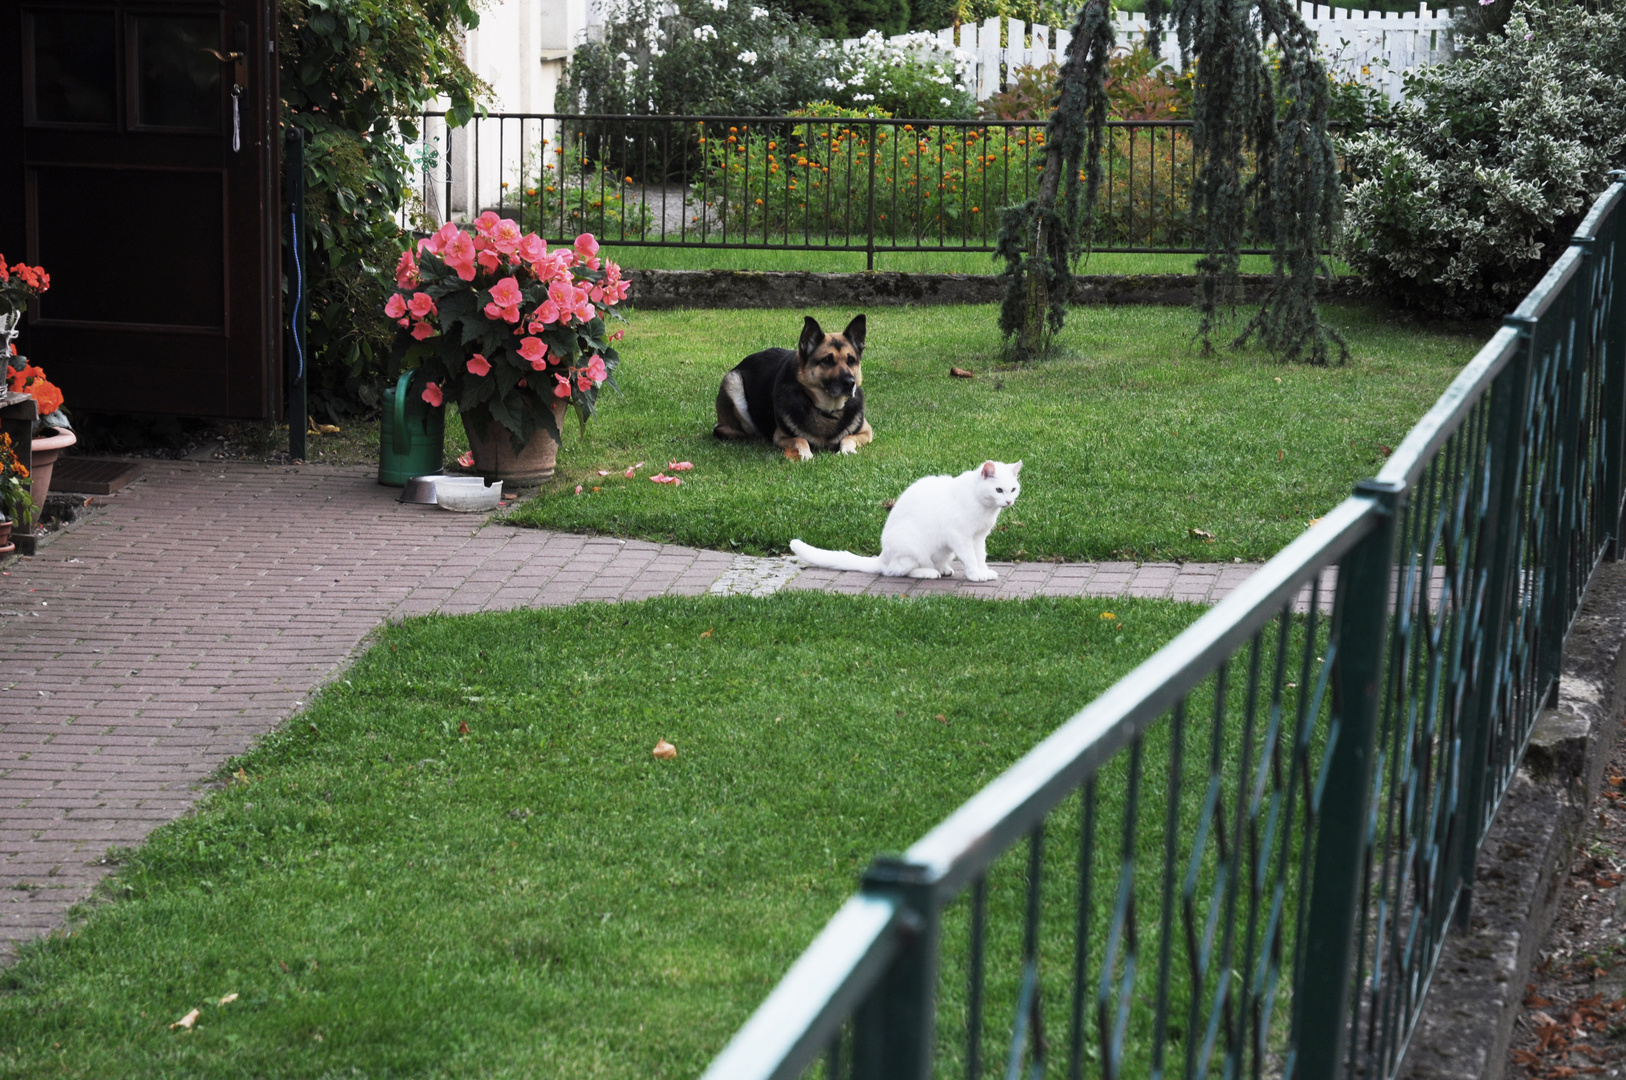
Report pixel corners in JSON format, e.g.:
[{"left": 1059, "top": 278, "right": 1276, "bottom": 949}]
[
  {"left": 799, "top": 316, "right": 824, "bottom": 358},
  {"left": 981, "top": 461, "right": 996, "bottom": 479},
  {"left": 1011, "top": 460, "right": 1023, "bottom": 475},
  {"left": 842, "top": 314, "right": 867, "bottom": 356}
]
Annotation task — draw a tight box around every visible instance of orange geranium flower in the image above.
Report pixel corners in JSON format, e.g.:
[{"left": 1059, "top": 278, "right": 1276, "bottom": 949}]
[{"left": 9, "top": 362, "right": 64, "bottom": 416}]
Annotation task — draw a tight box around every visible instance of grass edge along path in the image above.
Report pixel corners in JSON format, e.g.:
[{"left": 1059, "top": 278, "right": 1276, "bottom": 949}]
[
  {"left": 0, "top": 592, "right": 1269, "bottom": 1080},
  {"left": 512, "top": 303, "right": 1486, "bottom": 564}
]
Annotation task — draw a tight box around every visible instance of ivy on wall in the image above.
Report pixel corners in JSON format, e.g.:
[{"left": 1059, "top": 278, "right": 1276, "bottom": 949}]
[{"left": 279, "top": 0, "right": 484, "bottom": 418}]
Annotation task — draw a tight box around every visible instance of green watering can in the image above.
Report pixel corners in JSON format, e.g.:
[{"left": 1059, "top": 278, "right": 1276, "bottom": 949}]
[{"left": 378, "top": 369, "right": 445, "bottom": 486}]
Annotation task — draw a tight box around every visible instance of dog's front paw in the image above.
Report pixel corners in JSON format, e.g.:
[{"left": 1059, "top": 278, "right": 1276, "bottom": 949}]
[
  {"left": 839, "top": 438, "right": 859, "bottom": 455},
  {"left": 964, "top": 568, "right": 999, "bottom": 582}
]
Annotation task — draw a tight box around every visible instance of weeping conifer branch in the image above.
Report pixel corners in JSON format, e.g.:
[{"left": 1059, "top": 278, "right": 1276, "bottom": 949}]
[
  {"left": 998, "top": 0, "right": 1347, "bottom": 364},
  {"left": 994, "top": 0, "right": 1114, "bottom": 358}
]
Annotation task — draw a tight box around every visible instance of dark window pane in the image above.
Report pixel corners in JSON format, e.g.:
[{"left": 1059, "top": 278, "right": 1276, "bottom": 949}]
[
  {"left": 29, "top": 9, "right": 116, "bottom": 125},
  {"left": 135, "top": 16, "right": 220, "bottom": 131},
  {"left": 33, "top": 166, "right": 224, "bottom": 329}
]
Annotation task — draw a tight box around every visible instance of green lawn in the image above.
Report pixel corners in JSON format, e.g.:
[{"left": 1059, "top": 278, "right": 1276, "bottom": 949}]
[
  {"left": 0, "top": 594, "right": 1211, "bottom": 1080},
  {"left": 513, "top": 303, "right": 1487, "bottom": 562}
]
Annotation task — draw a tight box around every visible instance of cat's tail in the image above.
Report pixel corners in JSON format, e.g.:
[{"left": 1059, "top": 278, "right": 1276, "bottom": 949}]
[{"left": 789, "top": 538, "right": 883, "bottom": 573}]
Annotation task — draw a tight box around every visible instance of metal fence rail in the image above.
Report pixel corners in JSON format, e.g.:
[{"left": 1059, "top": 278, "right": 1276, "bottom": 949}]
[
  {"left": 407, "top": 112, "right": 1261, "bottom": 267},
  {"left": 699, "top": 174, "right": 1626, "bottom": 1080}
]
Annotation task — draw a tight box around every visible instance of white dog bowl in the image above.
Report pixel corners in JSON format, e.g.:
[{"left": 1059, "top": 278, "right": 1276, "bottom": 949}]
[{"left": 435, "top": 476, "right": 503, "bottom": 512}]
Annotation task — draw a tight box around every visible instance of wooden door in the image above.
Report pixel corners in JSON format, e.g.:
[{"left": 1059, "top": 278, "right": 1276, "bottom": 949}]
[{"left": 0, "top": 0, "right": 279, "bottom": 418}]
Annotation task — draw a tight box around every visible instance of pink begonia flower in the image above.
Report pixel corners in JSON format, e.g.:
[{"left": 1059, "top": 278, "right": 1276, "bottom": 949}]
[
  {"left": 477, "top": 249, "right": 501, "bottom": 274},
  {"left": 584, "top": 354, "right": 608, "bottom": 384},
  {"left": 466, "top": 353, "right": 491, "bottom": 376},
  {"left": 444, "top": 233, "right": 478, "bottom": 281},
  {"left": 456, "top": 450, "right": 475, "bottom": 468},
  {"left": 472, "top": 211, "right": 502, "bottom": 237},
  {"left": 516, "top": 234, "right": 547, "bottom": 267},
  {"left": 517, "top": 337, "right": 548, "bottom": 368},
  {"left": 395, "top": 250, "right": 420, "bottom": 289},
  {"left": 384, "top": 293, "right": 408, "bottom": 319},
  {"left": 411, "top": 320, "right": 436, "bottom": 341},
  {"left": 528, "top": 299, "right": 560, "bottom": 332},
  {"left": 667, "top": 461, "right": 694, "bottom": 471},
  {"left": 577, "top": 375, "right": 592, "bottom": 392},
  {"left": 490, "top": 218, "right": 524, "bottom": 255},
  {"left": 420, "top": 222, "right": 460, "bottom": 257},
  {"left": 574, "top": 233, "right": 601, "bottom": 270},
  {"left": 589, "top": 285, "right": 606, "bottom": 304},
  {"left": 422, "top": 382, "right": 444, "bottom": 406},
  {"left": 610, "top": 329, "right": 625, "bottom": 342},
  {"left": 484, "top": 277, "right": 523, "bottom": 323},
  {"left": 554, "top": 374, "right": 572, "bottom": 399},
  {"left": 408, "top": 292, "right": 437, "bottom": 319}
]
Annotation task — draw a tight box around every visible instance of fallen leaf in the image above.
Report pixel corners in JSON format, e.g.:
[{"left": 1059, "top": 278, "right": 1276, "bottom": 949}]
[
  {"left": 316, "top": 424, "right": 340, "bottom": 435},
  {"left": 1527, "top": 992, "right": 1555, "bottom": 1008},
  {"left": 1278, "top": 449, "right": 1284, "bottom": 462},
  {"left": 1190, "top": 528, "right": 1216, "bottom": 541},
  {"left": 935, "top": 714, "right": 947, "bottom": 723},
  {"left": 234, "top": 766, "right": 249, "bottom": 784},
  {"left": 1100, "top": 612, "right": 1116, "bottom": 620},
  {"left": 667, "top": 461, "right": 695, "bottom": 471},
  {"left": 700, "top": 628, "right": 713, "bottom": 638},
  {"left": 218, "top": 993, "right": 238, "bottom": 1006},
  {"left": 949, "top": 366, "right": 975, "bottom": 379},
  {"left": 458, "top": 720, "right": 470, "bottom": 736},
  {"left": 652, "top": 739, "right": 677, "bottom": 760},
  {"left": 1511, "top": 1049, "right": 1541, "bottom": 1066},
  {"left": 1307, "top": 517, "right": 1322, "bottom": 527},
  {"left": 170, "top": 1008, "right": 200, "bottom": 1031},
  {"left": 1273, "top": 377, "right": 1282, "bottom": 384},
  {"left": 1378, "top": 445, "right": 1393, "bottom": 458}
]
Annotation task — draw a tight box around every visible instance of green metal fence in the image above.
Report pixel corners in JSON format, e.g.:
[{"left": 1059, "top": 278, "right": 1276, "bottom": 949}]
[{"left": 699, "top": 172, "right": 1626, "bottom": 1080}]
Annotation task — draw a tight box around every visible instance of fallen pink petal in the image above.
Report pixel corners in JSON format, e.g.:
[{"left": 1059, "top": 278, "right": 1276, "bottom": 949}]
[
  {"left": 575, "top": 485, "right": 583, "bottom": 495},
  {"left": 667, "top": 461, "right": 694, "bottom": 471},
  {"left": 456, "top": 450, "right": 475, "bottom": 468},
  {"left": 597, "top": 470, "right": 611, "bottom": 476}
]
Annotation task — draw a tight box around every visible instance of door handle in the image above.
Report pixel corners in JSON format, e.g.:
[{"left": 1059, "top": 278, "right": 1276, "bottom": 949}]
[{"left": 200, "top": 48, "right": 249, "bottom": 90}]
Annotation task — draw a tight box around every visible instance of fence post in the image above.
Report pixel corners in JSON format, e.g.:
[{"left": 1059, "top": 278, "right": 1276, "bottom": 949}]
[
  {"left": 1596, "top": 173, "right": 1626, "bottom": 558},
  {"left": 1451, "top": 337, "right": 1533, "bottom": 932},
  {"left": 851, "top": 856, "right": 940, "bottom": 1080},
  {"left": 866, "top": 118, "right": 878, "bottom": 272},
  {"left": 1289, "top": 477, "right": 1403, "bottom": 1080},
  {"left": 1541, "top": 288, "right": 1583, "bottom": 696}
]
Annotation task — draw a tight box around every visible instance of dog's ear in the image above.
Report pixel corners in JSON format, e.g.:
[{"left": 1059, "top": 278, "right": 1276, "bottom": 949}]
[
  {"left": 842, "top": 314, "right": 867, "bottom": 356},
  {"left": 799, "top": 316, "right": 824, "bottom": 358}
]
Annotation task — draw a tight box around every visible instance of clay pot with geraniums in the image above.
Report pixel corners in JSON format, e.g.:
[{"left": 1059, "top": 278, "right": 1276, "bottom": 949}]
[{"left": 389, "top": 220, "right": 629, "bottom": 486}]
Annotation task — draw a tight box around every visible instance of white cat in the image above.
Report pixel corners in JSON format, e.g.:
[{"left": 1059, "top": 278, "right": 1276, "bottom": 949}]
[{"left": 790, "top": 460, "right": 1023, "bottom": 582}]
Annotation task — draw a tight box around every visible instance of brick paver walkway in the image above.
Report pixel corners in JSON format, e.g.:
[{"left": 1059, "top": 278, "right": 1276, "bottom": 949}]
[{"left": 0, "top": 460, "right": 1268, "bottom": 962}]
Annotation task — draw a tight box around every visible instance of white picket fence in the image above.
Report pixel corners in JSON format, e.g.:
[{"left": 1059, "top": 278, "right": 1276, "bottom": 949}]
[{"left": 849, "top": 3, "right": 1457, "bottom": 103}]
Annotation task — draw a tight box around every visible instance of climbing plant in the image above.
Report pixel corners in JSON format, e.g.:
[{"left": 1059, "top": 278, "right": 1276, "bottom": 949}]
[
  {"left": 279, "top": 0, "right": 485, "bottom": 417},
  {"left": 997, "top": 0, "right": 1346, "bottom": 363}
]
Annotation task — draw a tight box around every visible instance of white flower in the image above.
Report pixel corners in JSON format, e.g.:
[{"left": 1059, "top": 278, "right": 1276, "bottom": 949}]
[
  {"left": 649, "top": 42, "right": 664, "bottom": 57},
  {"left": 616, "top": 51, "right": 631, "bottom": 61},
  {"left": 940, "top": 97, "right": 951, "bottom": 106},
  {"left": 854, "top": 92, "right": 875, "bottom": 101},
  {"left": 738, "top": 49, "right": 758, "bottom": 63},
  {"left": 751, "top": 4, "right": 769, "bottom": 17},
  {"left": 708, "top": 0, "right": 727, "bottom": 9},
  {"left": 693, "top": 23, "right": 717, "bottom": 40}
]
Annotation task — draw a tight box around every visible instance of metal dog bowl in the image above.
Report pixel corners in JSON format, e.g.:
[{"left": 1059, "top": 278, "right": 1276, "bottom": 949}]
[
  {"left": 435, "top": 476, "right": 503, "bottom": 513},
  {"left": 398, "top": 474, "right": 446, "bottom": 505}
]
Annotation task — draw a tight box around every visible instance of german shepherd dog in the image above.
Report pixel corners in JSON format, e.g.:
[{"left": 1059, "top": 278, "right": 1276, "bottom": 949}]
[{"left": 714, "top": 315, "right": 873, "bottom": 461}]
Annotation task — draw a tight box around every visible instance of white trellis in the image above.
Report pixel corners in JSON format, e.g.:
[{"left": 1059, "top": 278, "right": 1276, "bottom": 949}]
[{"left": 849, "top": 3, "right": 1457, "bottom": 103}]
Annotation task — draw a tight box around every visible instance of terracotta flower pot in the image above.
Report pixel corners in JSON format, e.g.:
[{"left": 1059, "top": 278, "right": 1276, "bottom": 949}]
[
  {"left": 0, "top": 519, "right": 13, "bottom": 551},
  {"left": 30, "top": 427, "right": 76, "bottom": 510},
  {"left": 464, "top": 402, "right": 568, "bottom": 485}
]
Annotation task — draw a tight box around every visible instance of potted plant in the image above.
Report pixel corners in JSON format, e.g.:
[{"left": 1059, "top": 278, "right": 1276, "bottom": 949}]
[
  {"left": 387, "top": 218, "right": 629, "bottom": 484},
  {"left": 0, "top": 430, "right": 34, "bottom": 550},
  {"left": 0, "top": 253, "right": 74, "bottom": 510}
]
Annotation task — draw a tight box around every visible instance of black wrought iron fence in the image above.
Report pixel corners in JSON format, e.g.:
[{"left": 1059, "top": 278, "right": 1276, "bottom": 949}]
[
  {"left": 409, "top": 112, "right": 1260, "bottom": 266},
  {"left": 697, "top": 173, "right": 1626, "bottom": 1080}
]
